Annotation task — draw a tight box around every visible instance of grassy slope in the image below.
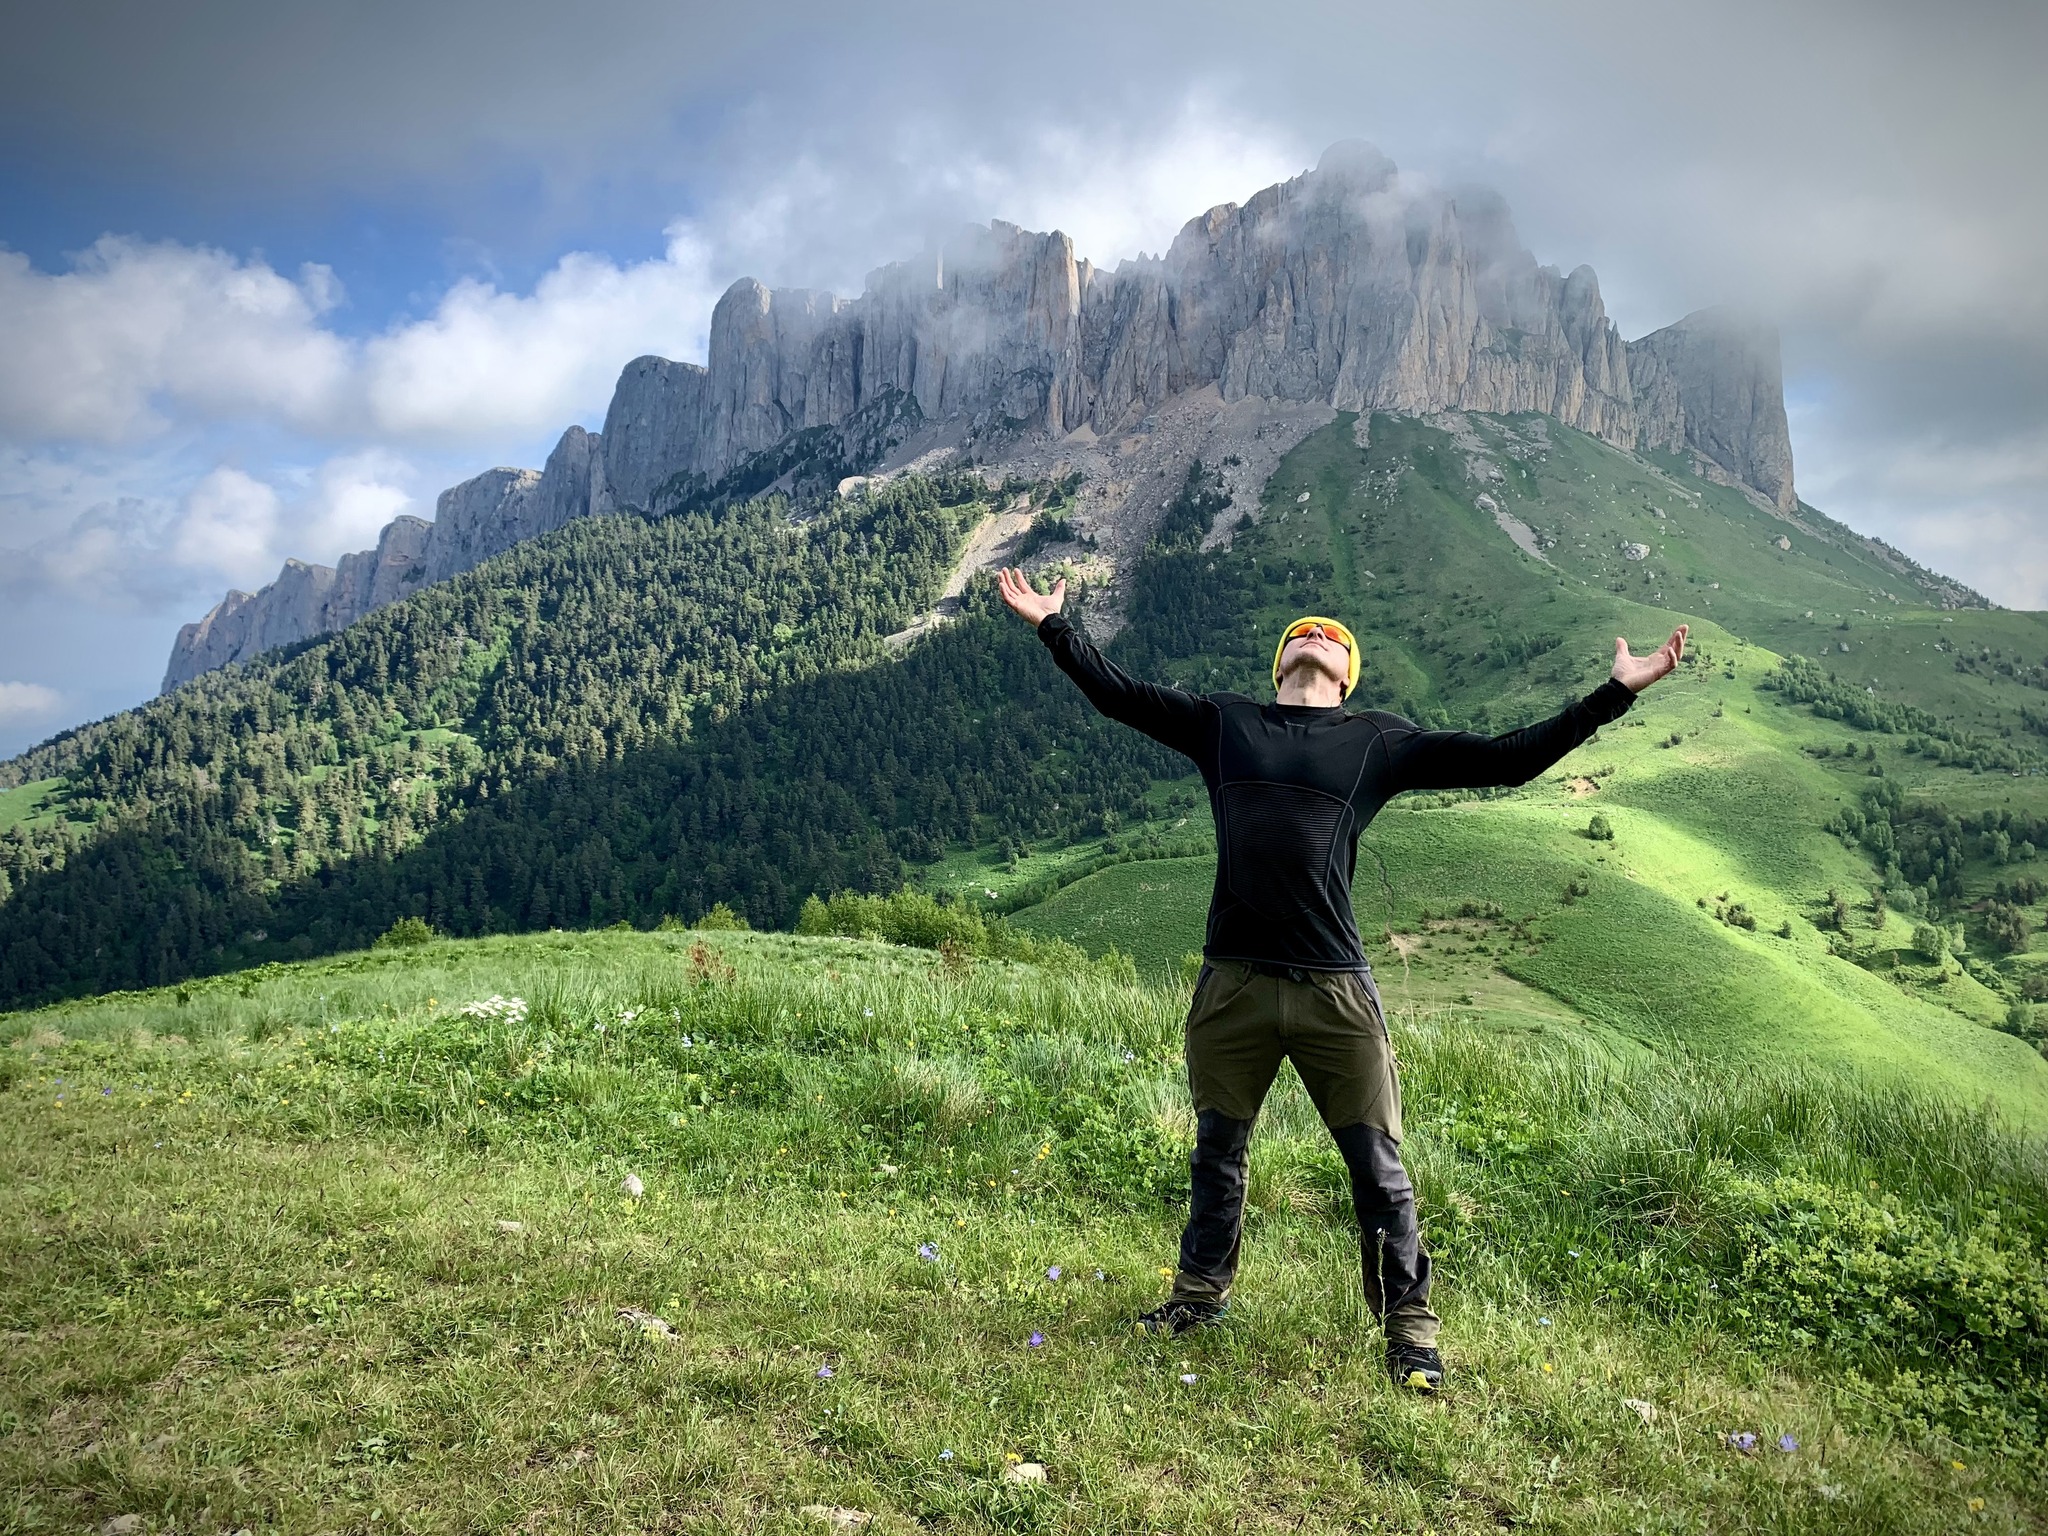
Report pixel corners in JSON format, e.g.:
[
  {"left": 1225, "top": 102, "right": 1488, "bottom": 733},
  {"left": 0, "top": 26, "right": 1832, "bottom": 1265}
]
[
  {"left": 0, "top": 777, "right": 65, "bottom": 831},
  {"left": 1012, "top": 414, "right": 2048, "bottom": 1127},
  {"left": 4, "top": 929, "right": 2044, "bottom": 1534}
]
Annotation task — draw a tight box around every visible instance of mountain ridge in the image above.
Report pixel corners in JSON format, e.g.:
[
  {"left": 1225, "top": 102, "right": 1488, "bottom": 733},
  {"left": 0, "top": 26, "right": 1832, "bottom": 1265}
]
[{"left": 163, "top": 142, "right": 1803, "bottom": 690}]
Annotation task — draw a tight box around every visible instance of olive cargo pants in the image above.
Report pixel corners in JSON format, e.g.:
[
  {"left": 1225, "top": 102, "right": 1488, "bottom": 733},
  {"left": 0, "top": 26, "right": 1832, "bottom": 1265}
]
[{"left": 1171, "top": 958, "right": 1440, "bottom": 1347}]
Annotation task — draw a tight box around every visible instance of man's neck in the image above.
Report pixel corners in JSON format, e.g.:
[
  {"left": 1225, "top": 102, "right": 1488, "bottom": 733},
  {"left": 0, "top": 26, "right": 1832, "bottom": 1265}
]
[{"left": 1274, "top": 678, "right": 1345, "bottom": 708}]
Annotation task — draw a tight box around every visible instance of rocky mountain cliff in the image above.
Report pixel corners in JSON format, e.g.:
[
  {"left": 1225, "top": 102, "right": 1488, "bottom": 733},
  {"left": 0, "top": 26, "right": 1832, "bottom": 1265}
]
[{"left": 163, "top": 141, "right": 1798, "bottom": 691}]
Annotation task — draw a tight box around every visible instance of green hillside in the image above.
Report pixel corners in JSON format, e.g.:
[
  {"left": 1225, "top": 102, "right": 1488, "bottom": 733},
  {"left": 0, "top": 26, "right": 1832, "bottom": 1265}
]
[
  {"left": 3, "top": 928, "right": 2044, "bottom": 1531},
  {"left": 6, "top": 410, "right": 2048, "bottom": 1130},
  {"left": 1000, "top": 414, "right": 2048, "bottom": 1121}
]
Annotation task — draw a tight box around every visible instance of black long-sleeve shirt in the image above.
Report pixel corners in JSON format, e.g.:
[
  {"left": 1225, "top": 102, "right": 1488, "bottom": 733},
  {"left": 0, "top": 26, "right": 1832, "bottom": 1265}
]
[{"left": 1037, "top": 612, "right": 1635, "bottom": 970}]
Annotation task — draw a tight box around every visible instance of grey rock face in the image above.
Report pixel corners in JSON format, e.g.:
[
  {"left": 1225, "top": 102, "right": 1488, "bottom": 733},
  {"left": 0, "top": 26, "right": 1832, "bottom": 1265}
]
[
  {"left": 331, "top": 515, "right": 433, "bottom": 619},
  {"left": 1130, "top": 148, "right": 1638, "bottom": 442},
  {"left": 164, "top": 141, "right": 1799, "bottom": 690},
  {"left": 422, "top": 467, "right": 543, "bottom": 584},
  {"left": 600, "top": 358, "right": 710, "bottom": 511},
  {"left": 1628, "top": 307, "right": 1797, "bottom": 512}
]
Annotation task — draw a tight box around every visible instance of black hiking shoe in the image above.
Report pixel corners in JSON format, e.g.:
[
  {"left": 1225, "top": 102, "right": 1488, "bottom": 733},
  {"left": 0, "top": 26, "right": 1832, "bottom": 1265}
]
[
  {"left": 1135, "top": 1297, "right": 1228, "bottom": 1336},
  {"left": 1388, "top": 1341, "right": 1444, "bottom": 1392}
]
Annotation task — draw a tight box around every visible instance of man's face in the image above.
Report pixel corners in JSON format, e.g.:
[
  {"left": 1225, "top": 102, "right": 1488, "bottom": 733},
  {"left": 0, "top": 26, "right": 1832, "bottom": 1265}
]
[{"left": 1279, "top": 625, "right": 1350, "bottom": 690}]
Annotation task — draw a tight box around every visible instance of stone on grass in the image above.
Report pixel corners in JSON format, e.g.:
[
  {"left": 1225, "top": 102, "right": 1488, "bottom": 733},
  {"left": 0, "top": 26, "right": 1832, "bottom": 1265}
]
[
  {"left": 616, "top": 1307, "right": 675, "bottom": 1338},
  {"left": 494, "top": 1219, "right": 525, "bottom": 1233},
  {"left": 1004, "top": 1461, "right": 1048, "bottom": 1485},
  {"left": 1622, "top": 1397, "right": 1657, "bottom": 1424},
  {"left": 799, "top": 1506, "right": 872, "bottom": 1530},
  {"left": 620, "top": 1173, "right": 645, "bottom": 1199},
  {"left": 100, "top": 1519, "right": 143, "bottom": 1536}
]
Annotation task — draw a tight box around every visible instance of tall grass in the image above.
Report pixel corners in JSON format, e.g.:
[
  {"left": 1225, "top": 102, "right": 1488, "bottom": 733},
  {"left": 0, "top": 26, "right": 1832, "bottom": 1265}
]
[{"left": 7, "top": 926, "right": 2046, "bottom": 1462}]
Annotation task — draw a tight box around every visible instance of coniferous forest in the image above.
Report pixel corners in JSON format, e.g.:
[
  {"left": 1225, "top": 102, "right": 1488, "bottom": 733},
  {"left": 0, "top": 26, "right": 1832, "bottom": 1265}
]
[{"left": 0, "top": 466, "right": 1266, "bottom": 1004}]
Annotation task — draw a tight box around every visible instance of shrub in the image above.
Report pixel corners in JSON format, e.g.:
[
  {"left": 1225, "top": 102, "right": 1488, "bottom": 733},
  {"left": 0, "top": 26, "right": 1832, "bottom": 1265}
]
[
  {"left": 373, "top": 916, "right": 437, "bottom": 949},
  {"left": 1732, "top": 1176, "right": 2048, "bottom": 1453},
  {"left": 1984, "top": 899, "right": 2030, "bottom": 955},
  {"left": 796, "top": 886, "right": 1089, "bottom": 969},
  {"left": 694, "top": 902, "right": 750, "bottom": 932},
  {"left": 1913, "top": 922, "right": 1950, "bottom": 962}
]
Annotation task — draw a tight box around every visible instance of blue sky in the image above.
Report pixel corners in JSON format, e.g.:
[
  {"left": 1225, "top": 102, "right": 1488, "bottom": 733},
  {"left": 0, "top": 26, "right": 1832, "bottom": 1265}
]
[{"left": 3, "top": 0, "right": 2044, "bottom": 757}]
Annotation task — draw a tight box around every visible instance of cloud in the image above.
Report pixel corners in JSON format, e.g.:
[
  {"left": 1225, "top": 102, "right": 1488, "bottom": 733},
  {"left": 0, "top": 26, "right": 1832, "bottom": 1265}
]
[
  {"left": 1, "top": 446, "right": 439, "bottom": 608},
  {"left": 0, "top": 238, "right": 351, "bottom": 442},
  {"left": 0, "top": 681, "right": 63, "bottom": 726},
  {"left": 294, "top": 450, "right": 415, "bottom": 560},
  {"left": 0, "top": 230, "right": 723, "bottom": 454},
  {"left": 362, "top": 228, "right": 718, "bottom": 439},
  {"left": 698, "top": 96, "right": 1309, "bottom": 292},
  {"left": 1791, "top": 409, "right": 2048, "bottom": 608},
  {"left": 171, "top": 465, "right": 280, "bottom": 586}
]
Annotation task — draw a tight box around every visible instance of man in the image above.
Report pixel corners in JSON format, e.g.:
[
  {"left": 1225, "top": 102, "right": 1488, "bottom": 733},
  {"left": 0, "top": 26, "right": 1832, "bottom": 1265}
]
[{"left": 995, "top": 565, "right": 1685, "bottom": 1392}]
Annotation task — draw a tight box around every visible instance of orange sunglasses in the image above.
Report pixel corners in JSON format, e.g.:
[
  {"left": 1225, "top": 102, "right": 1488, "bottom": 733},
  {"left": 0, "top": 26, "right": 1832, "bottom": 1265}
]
[{"left": 1283, "top": 619, "right": 1354, "bottom": 651}]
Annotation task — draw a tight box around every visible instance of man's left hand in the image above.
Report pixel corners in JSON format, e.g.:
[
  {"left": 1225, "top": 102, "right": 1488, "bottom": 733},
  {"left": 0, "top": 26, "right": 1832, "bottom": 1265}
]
[{"left": 1611, "top": 624, "right": 1688, "bottom": 693}]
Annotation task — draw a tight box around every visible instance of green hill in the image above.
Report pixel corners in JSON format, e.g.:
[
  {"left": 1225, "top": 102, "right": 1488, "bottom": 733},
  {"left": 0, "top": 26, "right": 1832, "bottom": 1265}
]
[
  {"left": 7, "top": 411, "right": 2048, "bottom": 1128},
  {"left": 3, "top": 927, "right": 2044, "bottom": 1532},
  {"left": 1001, "top": 413, "right": 2048, "bottom": 1121}
]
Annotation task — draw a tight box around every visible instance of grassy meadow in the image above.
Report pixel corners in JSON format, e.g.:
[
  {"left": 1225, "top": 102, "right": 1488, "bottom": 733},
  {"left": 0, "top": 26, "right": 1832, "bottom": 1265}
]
[{"left": 5, "top": 927, "right": 2047, "bottom": 1534}]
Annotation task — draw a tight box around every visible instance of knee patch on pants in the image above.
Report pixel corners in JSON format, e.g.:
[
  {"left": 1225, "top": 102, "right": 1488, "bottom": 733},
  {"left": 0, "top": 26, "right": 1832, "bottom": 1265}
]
[{"left": 1330, "top": 1121, "right": 1413, "bottom": 1214}]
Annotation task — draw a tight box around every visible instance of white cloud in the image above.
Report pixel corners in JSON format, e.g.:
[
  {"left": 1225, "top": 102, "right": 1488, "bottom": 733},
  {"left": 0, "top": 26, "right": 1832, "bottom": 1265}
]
[
  {"left": 171, "top": 465, "right": 280, "bottom": 587},
  {"left": 0, "top": 681, "right": 63, "bottom": 726},
  {"left": 291, "top": 449, "right": 416, "bottom": 561},
  {"left": 361, "top": 228, "right": 718, "bottom": 439},
  {"left": 0, "top": 238, "right": 351, "bottom": 442},
  {"left": 0, "top": 445, "right": 447, "bottom": 606},
  {"left": 896, "top": 102, "right": 1307, "bottom": 271},
  {"left": 0, "top": 227, "right": 719, "bottom": 454}
]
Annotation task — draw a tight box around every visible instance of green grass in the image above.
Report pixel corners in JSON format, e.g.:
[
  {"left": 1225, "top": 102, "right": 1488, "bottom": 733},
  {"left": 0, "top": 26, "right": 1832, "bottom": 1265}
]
[
  {"left": 0, "top": 777, "right": 65, "bottom": 832},
  {"left": 4, "top": 929, "right": 2046, "bottom": 1533}
]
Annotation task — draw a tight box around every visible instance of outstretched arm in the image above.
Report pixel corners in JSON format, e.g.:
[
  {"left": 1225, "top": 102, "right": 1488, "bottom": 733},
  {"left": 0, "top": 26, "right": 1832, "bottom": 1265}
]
[
  {"left": 1389, "top": 625, "right": 1687, "bottom": 792},
  {"left": 995, "top": 567, "right": 1212, "bottom": 762}
]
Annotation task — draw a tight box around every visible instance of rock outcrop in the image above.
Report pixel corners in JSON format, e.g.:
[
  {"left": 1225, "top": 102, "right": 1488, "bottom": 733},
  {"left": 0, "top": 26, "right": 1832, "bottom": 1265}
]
[
  {"left": 162, "top": 141, "right": 1799, "bottom": 690},
  {"left": 1627, "top": 307, "right": 1797, "bottom": 512}
]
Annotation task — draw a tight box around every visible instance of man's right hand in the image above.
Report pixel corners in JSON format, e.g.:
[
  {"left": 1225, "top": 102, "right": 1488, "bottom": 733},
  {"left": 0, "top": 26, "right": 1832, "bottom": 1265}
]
[{"left": 996, "top": 566, "right": 1066, "bottom": 627}]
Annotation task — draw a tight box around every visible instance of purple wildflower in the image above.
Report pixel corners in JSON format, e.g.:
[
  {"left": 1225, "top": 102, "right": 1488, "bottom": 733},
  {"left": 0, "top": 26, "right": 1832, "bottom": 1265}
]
[
  {"left": 816, "top": 1365, "right": 834, "bottom": 1379},
  {"left": 939, "top": 1449, "right": 954, "bottom": 1461},
  {"left": 1778, "top": 1433, "right": 1799, "bottom": 1453},
  {"left": 1027, "top": 1331, "right": 1045, "bottom": 1348},
  {"left": 1046, "top": 1266, "right": 1062, "bottom": 1281},
  {"left": 1725, "top": 1432, "right": 1757, "bottom": 1453},
  {"left": 917, "top": 1242, "right": 940, "bottom": 1262}
]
